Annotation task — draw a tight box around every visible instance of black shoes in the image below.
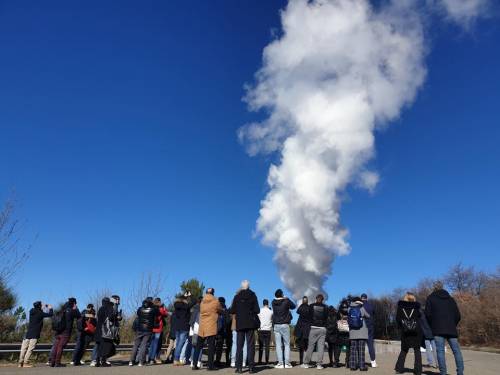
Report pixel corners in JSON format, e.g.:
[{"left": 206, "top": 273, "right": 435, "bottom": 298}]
[
  {"left": 249, "top": 368, "right": 257, "bottom": 374},
  {"left": 235, "top": 368, "right": 243, "bottom": 374}
]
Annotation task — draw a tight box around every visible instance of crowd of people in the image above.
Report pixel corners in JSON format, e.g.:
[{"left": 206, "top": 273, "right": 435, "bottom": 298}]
[{"left": 17, "top": 280, "right": 464, "bottom": 375}]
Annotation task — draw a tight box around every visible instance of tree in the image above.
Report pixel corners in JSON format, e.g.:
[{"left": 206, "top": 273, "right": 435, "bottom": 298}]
[
  {"left": 444, "top": 262, "right": 476, "bottom": 294},
  {"left": 0, "top": 279, "right": 17, "bottom": 342},
  {"left": 128, "top": 272, "right": 165, "bottom": 312},
  {"left": 176, "top": 278, "right": 205, "bottom": 301},
  {"left": 0, "top": 194, "right": 30, "bottom": 282}
]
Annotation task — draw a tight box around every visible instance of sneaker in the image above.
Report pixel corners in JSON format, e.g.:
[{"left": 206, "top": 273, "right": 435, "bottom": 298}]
[
  {"left": 23, "top": 363, "right": 33, "bottom": 368},
  {"left": 45, "top": 362, "right": 50, "bottom": 366},
  {"left": 285, "top": 364, "right": 293, "bottom": 369},
  {"left": 129, "top": 361, "right": 134, "bottom": 366},
  {"left": 371, "top": 360, "right": 377, "bottom": 368},
  {"left": 231, "top": 363, "right": 236, "bottom": 368},
  {"left": 18, "top": 363, "right": 23, "bottom": 368},
  {"left": 70, "top": 362, "right": 75, "bottom": 366},
  {"left": 80, "top": 360, "right": 85, "bottom": 365},
  {"left": 89, "top": 361, "right": 97, "bottom": 367},
  {"left": 300, "top": 364, "right": 311, "bottom": 369},
  {"left": 316, "top": 364, "right": 324, "bottom": 370},
  {"left": 105, "top": 361, "right": 111, "bottom": 366},
  {"left": 198, "top": 361, "right": 202, "bottom": 368},
  {"left": 275, "top": 363, "right": 284, "bottom": 369},
  {"left": 138, "top": 362, "right": 144, "bottom": 367},
  {"left": 154, "top": 359, "right": 162, "bottom": 364}
]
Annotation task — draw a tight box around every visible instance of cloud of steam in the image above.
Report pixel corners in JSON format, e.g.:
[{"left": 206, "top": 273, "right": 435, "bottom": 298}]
[
  {"left": 432, "top": 0, "right": 490, "bottom": 26},
  {"left": 239, "top": 0, "right": 489, "bottom": 300}
]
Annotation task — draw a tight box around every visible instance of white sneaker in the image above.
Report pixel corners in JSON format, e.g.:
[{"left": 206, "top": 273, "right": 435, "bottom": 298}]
[
  {"left": 284, "top": 364, "right": 293, "bottom": 369},
  {"left": 197, "top": 361, "right": 202, "bottom": 368},
  {"left": 70, "top": 362, "right": 75, "bottom": 366},
  {"left": 316, "top": 364, "right": 324, "bottom": 370},
  {"left": 300, "top": 364, "right": 310, "bottom": 369},
  {"left": 129, "top": 361, "right": 134, "bottom": 366},
  {"left": 371, "top": 360, "right": 377, "bottom": 368},
  {"left": 105, "top": 361, "right": 111, "bottom": 366},
  {"left": 80, "top": 360, "right": 85, "bottom": 365},
  {"left": 275, "top": 363, "right": 284, "bottom": 369},
  {"left": 138, "top": 362, "right": 143, "bottom": 367},
  {"left": 231, "top": 363, "right": 236, "bottom": 368},
  {"left": 89, "top": 361, "right": 97, "bottom": 367}
]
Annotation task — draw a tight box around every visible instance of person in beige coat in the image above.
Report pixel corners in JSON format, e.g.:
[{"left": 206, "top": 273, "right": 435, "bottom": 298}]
[{"left": 193, "top": 288, "right": 222, "bottom": 370}]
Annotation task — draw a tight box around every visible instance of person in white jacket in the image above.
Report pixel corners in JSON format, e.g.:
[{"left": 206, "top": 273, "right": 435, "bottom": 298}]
[{"left": 257, "top": 299, "right": 273, "bottom": 365}]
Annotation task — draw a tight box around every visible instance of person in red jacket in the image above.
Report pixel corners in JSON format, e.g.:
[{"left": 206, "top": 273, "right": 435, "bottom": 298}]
[{"left": 148, "top": 298, "right": 168, "bottom": 364}]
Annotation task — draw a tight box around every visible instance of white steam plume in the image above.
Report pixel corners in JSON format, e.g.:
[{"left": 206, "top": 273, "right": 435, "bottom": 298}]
[{"left": 239, "top": 0, "right": 489, "bottom": 300}]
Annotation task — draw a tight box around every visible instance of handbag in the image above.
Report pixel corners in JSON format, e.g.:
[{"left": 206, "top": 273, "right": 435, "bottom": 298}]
[{"left": 337, "top": 319, "right": 349, "bottom": 332}]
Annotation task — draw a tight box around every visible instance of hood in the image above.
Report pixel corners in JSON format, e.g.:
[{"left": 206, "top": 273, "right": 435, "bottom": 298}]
[
  {"left": 398, "top": 300, "right": 421, "bottom": 309},
  {"left": 349, "top": 301, "right": 363, "bottom": 308},
  {"left": 273, "top": 298, "right": 286, "bottom": 306},
  {"left": 203, "top": 294, "right": 216, "bottom": 303},
  {"left": 433, "top": 289, "right": 452, "bottom": 299},
  {"left": 238, "top": 289, "right": 255, "bottom": 299}
]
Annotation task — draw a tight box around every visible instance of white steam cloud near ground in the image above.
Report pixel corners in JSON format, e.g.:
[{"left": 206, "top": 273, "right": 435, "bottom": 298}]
[{"left": 239, "top": 0, "right": 490, "bottom": 300}]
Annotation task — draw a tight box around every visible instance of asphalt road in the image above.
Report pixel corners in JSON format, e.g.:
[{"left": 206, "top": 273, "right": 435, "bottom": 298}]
[{"left": 1, "top": 349, "right": 499, "bottom": 375}]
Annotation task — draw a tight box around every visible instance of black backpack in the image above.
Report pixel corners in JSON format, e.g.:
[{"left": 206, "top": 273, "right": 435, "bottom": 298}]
[
  {"left": 401, "top": 308, "right": 417, "bottom": 334},
  {"left": 52, "top": 309, "right": 67, "bottom": 333}
]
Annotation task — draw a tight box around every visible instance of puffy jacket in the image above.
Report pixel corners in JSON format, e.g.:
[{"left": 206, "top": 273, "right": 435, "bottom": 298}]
[
  {"left": 229, "top": 289, "right": 260, "bottom": 331},
  {"left": 136, "top": 301, "right": 158, "bottom": 333},
  {"left": 425, "top": 289, "right": 461, "bottom": 338},
  {"left": 272, "top": 298, "right": 296, "bottom": 325},
  {"left": 171, "top": 298, "right": 195, "bottom": 332},
  {"left": 309, "top": 302, "right": 328, "bottom": 327},
  {"left": 153, "top": 305, "right": 169, "bottom": 334}
]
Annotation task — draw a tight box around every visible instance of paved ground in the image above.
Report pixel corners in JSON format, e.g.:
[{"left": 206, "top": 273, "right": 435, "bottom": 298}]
[{"left": 1, "top": 349, "right": 499, "bottom": 375}]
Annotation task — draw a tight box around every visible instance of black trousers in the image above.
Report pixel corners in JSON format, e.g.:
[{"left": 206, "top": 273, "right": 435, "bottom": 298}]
[
  {"left": 395, "top": 342, "right": 422, "bottom": 375},
  {"left": 236, "top": 330, "right": 255, "bottom": 369},
  {"left": 215, "top": 333, "right": 232, "bottom": 365},
  {"left": 72, "top": 332, "right": 93, "bottom": 364},
  {"left": 258, "top": 330, "right": 271, "bottom": 364},
  {"left": 297, "top": 337, "right": 308, "bottom": 364},
  {"left": 194, "top": 335, "right": 216, "bottom": 369}
]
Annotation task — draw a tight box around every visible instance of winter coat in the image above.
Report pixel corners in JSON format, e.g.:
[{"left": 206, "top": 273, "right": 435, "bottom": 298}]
[
  {"left": 336, "top": 311, "right": 350, "bottom": 345},
  {"left": 25, "top": 307, "right": 53, "bottom": 339},
  {"left": 77, "top": 309, "right": 97, "bottom": 335},
  {"left": 136, "top": 301, "right": 158, "bottom": 333},
  {"left": 425, "top": 289, "right": 461, "bottom": 338},
  {"left": 229, "top": 289, "right": 260, "bottom": 331},
  {"left": 61, "top": 304, "right": 81, "bottom": 336},
  {"left": 95, "top": 299, "right": 118, "bottom": 343},
  {"left": 363, "top": 300, "right": 375, "bottom": 328},
  {"left": 171, "top": 298, "right": 195, "bottom": 332},
  {"left": 419, "top": 309, "right": 434, "bottom": 340},
  {"left": 326, "top": 309, "right": 339, "bottom": 343},
  {"left": 272, "top": 298, "right": 296, "bottom": 325},
  {"left": 396, "top": 300, "right": 422, "bottom": 348},
  {"left": 153, "top": 305, "right": 168, "bottom": 334},
  {"left": 309, "top": 302, "right": 328, "bottom": 328},
  {"left": 198, "top": 294, "right": 222, "bottom": 338},
  {"left": 258, "top": 306, "right": 273, "bottom": 331},
  {"left": 294, "top": 303, "right": 311, "bottom": 339},
  {"left": 348, "top": 301, "right": 370, "bottom": 340}
]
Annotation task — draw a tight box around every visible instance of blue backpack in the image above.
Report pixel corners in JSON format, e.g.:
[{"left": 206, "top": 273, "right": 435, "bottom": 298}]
[{"left": 348, "top": 306, "right": 363, "bottom": 329}]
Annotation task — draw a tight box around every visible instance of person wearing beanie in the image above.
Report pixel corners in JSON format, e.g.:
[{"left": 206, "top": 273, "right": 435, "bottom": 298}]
[{"left": 18, "top": 301, "right": 53, "bottom": 367}]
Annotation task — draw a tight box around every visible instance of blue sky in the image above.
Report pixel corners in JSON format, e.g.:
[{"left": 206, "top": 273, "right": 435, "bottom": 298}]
[{"left": 1, "top": 1, "right": 499, "bottom": 312}]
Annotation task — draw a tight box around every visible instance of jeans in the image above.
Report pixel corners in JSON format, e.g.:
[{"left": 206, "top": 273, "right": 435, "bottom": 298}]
[
  {"left": 435, "top": 336, "right": 464, "bottom": 375},
  {"left": 72, "top": 332, "right": 92, "bottom": 364},
  {"left": 367, "top": 324, "right": 376, "bottom": 361},
  {"left": 174, "top": 330, "right": 189, "bottom": 361},
  {"left": 258, "top": 330, "right": 271, "bottom": 364},
  {"left": 130, "top": 332, "right": 152, "bottom": 364},
  {"left": 425, "top": 339, "right": 437, "bottom": 366},
  {"left": 274, "top": 324, "right": 291, "bottom": 365},
  {"left": 304, "top": 327, "right": 326, "bottom": 365},
  {"left": 231, "top": 330, "right": 246, "bottom": 365},
  {"left": 91, "top": 343, "right": 99, "bottom": 361},
  {"left": 148, "top": 332, "right": 161, "bottom": 361},
  {"left": 19, "top": 339, "right": 38, "bottom": 364}
]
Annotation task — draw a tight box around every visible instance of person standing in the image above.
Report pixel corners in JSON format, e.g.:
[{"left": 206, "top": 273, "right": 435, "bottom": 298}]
[
  {"left": 334, "top": 300, "right": 351, "bottom": 368},
  {"left": 193, "top": 288, "right": 222, "bottom": 370},
  {"left": 172, "top": 292, "right": 195, "bottom": 366},
  {"left": 230, "top": 280, "right": 260, "bottom": 374},
  {"left": 326, "top": 306, "right": 339, "bottom": 367},
  {"left": 51, "top": 297, "right": 81, "bottom": 367},
  {"left": 129, "top": 299, "right": 158, "bottom": 366},
  {"left": 395, "top": 293, "right": 422, "bottom": 375},
  {"left": 18, "top": 301, "right": 53, "bottom": 368},
  {"left": 92, "top": 297, "right": 120, "bottom": 367},
  {"left": 257, "top": 299, "right": 273, "bottom": 365},
  {"left": 215, "top": 297, "right": 232, "bottom": 367},
  {"left": 425, "top": 282, "right": 464, "bottom": 375},
  {"left": 149, "top": 298, "right": 168, "bottom": 364},
  {"left": 301, "top": 294, "right": 328, "bottom": 370},
  {"left": 71, "top": 304, "right": 97, "bottom": 366},
  {"left": 347, "top": 296, "right": 370, "bottom": 371},
  {"left": 294, "top": 296, "right": 310, "bottom": 365},
  {"left": 419, "top": 306, "right": 438, "bottom": 368},
  {"left": 272, "top": 289, "right": 296, "bottom": 368},
  {"left": 361, "top": 293, "right": 377, "bottom": 368}
]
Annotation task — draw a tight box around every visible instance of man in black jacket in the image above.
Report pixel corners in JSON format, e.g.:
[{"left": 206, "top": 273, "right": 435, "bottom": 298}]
[
  {"left": 301, "top": 294, "right": 329, "bottom": 369},
  {"left": 425, "top": 282, "right": 464, "bottom": 375},
  {"left": 230, "top": 280, "right": 260, "bottom": 374},
  {"left": 129, "top": 299, "right": 159, "bottom": 366},
  {"left": 272, "top": 289, "right": 296, "bottom": 368},
  {"left": 172, "top": 292, "right": 195, "bottom": 365},
  {"left": 19, "top": 301, "right": 53, "bottom": 368},
  {"left": 51, "top": 297, "right": 81, "bottom": 367}
]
